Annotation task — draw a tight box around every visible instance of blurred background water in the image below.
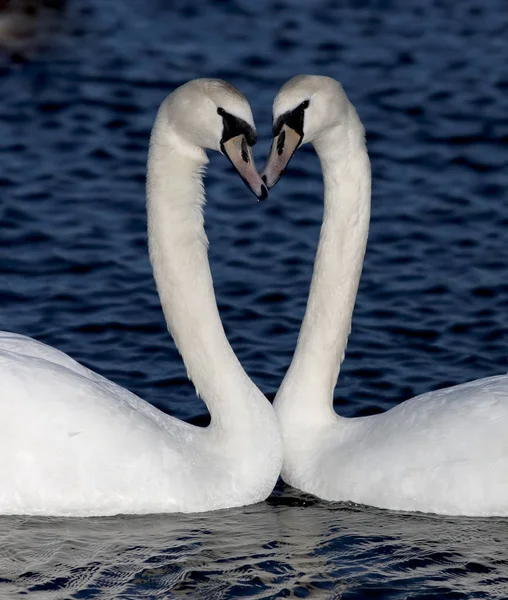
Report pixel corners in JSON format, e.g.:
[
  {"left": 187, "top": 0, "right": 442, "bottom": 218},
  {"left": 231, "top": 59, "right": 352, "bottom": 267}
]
[{"left": 0, "top": 0, "right": 507, "bottom": 597}]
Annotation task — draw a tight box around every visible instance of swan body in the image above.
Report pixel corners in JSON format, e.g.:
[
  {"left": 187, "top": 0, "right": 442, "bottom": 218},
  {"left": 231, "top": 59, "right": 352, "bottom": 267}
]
[
  {"left": 0, "top": 79, "right": 281, "bottom": 517},
  {"left": 264, "top": 75, "right": 508, "bottom": 517}
]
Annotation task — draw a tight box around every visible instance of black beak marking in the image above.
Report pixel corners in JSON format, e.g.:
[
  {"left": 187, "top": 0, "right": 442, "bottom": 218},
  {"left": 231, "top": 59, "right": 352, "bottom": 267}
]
[
  {"left": 277, "top": 130, "right": 286, "bottom": 156},
  {"left": 241, "top": 137, "right": 249, "bottom": 163},
  {"left": 218, "top": 107, "right": 257, "bottom": 146},
  {"left": 272, "top": 98, "right": 310, "bottom": 137}
]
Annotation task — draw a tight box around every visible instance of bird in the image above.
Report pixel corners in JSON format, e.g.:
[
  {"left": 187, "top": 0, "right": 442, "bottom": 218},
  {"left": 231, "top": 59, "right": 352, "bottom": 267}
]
[
  {"left": 0, "top": 78, "right": 282, "bottom": 517},
  {"left": 262, "top": 74, "right": 508, "bottom": 517}
]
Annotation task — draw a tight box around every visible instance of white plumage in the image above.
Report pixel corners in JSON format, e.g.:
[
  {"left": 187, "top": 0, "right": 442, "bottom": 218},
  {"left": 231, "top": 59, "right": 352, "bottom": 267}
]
[
  {"left": 266, "top": 75, "right": 508, "bottom": 516},
  {"left": 0, "top": 79, "right": 282, "bottom": 517}
]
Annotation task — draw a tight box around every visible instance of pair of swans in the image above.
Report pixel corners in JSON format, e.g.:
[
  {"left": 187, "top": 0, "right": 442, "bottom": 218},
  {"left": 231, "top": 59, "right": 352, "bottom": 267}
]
[{"left": 1, "top": 77, "right": 507, "bottom": 518}]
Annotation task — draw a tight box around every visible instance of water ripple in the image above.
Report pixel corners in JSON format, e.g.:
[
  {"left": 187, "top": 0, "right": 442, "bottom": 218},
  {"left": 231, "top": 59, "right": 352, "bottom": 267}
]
[
  {"left": 1, "top": 0, "right": 508, "bottom": 596},
  {"left": 2, "top": 489, "right": 508, "bottom": 598}
]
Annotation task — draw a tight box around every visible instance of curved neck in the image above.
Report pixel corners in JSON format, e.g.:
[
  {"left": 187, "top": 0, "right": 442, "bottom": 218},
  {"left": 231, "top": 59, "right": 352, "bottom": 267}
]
[
  {"left": 275, "top": 115, "right": 371, "bottom": 423},
  {"left": 146, "top": 107, "right": 257, "bottom": 428}
]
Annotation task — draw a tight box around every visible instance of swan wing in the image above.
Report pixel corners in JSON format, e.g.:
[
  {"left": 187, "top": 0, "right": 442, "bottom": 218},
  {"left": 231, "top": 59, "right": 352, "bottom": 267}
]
[
  {"left": 322, "top": 375, "right": 508, "bottom": 515},
  {"left": 0, "top": 334, "right": 203, "bottom": 516}
]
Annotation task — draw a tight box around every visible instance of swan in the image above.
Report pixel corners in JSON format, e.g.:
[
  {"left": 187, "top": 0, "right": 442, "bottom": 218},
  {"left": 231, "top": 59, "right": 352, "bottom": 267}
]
[
  {"left": 262, "top": 75, "right": 508, "bottom": 517},
  {"left": 0, "top": 78, "right": 282, "bottom": 517}
]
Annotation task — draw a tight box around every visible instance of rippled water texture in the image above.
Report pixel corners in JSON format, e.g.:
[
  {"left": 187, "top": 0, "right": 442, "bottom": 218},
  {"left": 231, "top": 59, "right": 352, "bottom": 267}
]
[
  {"left": 2, "top": 492, "right": 508, "bottom": 599},
  {"left": 1, "top": 0, "right": 508, "bottom": 597}
]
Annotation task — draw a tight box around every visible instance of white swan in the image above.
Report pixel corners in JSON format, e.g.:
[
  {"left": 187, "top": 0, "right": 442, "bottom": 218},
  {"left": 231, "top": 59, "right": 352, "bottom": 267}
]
[
  {"left": 262, "top": 75, "right": 508, "bottom": 517},
  {"left": 0, "top": 79, "right": 282, "bottom": 517}
]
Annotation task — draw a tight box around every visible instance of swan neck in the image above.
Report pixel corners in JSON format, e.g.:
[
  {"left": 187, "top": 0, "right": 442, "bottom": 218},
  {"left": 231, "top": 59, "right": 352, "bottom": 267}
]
[
  {"left": 146, "top": 110, "right": 257, "bottom": 426},
  {"left": 276, "top": 118, "right": 371, "bottom": 422}
]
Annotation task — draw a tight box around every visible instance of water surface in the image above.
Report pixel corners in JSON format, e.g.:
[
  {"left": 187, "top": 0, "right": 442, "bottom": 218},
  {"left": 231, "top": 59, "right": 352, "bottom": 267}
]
[
  {"left": 0, "top": 0, "right": 507, "bottom": 597},
  {"left": 3, "top": 489, "right": 508, "bottom": 599}
]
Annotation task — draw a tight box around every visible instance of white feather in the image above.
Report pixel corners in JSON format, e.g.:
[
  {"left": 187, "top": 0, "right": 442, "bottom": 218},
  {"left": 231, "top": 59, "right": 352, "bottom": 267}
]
[
  {"left": 0, "top": 79, "right": 282, "bottom": 517},
  {"left": 273, "top": 75, "right": 508, "bottom": 517}
]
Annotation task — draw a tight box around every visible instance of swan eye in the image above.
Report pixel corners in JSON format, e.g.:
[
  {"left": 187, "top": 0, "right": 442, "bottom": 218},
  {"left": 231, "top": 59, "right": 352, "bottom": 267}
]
[
  {"left": 218, "top": 109, "right": 257, "bottom": 146},
  {"left": 273, "top": 100, "right": 308, "bottom": 137}
]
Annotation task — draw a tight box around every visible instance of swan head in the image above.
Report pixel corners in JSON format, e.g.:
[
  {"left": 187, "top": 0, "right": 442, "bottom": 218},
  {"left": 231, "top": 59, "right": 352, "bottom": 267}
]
[
  {"left": 162, "top": 79, "right": 268, "bottom": 200},
  {"left": 262, "top": 75, "right": 354, "bottom": 189}
]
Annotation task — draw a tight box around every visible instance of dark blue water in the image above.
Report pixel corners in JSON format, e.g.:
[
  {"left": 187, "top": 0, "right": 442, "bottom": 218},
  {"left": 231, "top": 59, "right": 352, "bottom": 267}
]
[{"left": 1, "top": 0, "right": 508, "bottom": 597}]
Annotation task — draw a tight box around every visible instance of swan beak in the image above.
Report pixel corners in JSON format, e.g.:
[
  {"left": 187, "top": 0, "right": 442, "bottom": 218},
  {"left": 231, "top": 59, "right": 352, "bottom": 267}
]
[
  {"left": 261, "top": 124, "right": 302, "bottom": 189},
  {"left": 222, "top": 134, "right": 268, "bottom": 201}
]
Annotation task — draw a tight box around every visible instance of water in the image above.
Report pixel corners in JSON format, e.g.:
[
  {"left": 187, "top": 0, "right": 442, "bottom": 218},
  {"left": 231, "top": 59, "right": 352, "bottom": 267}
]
[
  {"left": 2, "top": 493, "right": 508, "bottom": 599},
  {"left": 0, "top": 0, "right": 507, "bottom": 597}
]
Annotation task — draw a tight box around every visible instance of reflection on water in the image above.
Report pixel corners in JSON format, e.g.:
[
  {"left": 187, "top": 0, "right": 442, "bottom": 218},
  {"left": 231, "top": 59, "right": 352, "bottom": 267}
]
[{"left": 2, "top": 486, "right": 508, "bottom": 599}]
